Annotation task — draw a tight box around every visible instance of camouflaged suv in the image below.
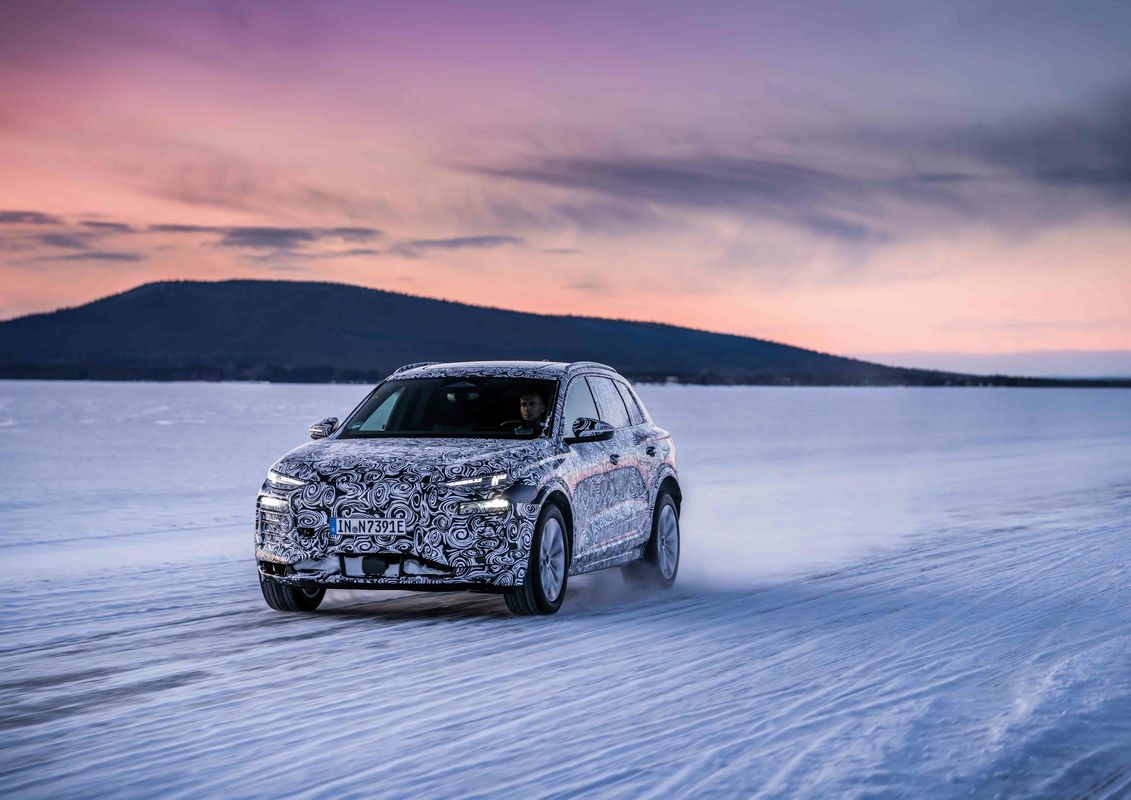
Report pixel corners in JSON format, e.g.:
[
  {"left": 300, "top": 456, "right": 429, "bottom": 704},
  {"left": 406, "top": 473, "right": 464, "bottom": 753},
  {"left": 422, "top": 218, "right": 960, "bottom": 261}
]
[{"left": 256, "top": 361, "right": 681, "bottom": 615}]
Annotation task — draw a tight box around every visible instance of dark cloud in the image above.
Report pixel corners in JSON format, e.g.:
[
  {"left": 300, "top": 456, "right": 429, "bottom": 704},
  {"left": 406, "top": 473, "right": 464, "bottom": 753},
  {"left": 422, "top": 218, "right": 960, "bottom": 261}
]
[
  {"left": 326, "top": 227, "right": 382, "bottom": 242},
  {"left": 37, "top": 233, "right": 90, "bottom": 249},
  {"left": 81, "top": 221, "right": 135, "bottom": 232},
  {"left": 218, "top": 227, "right": 320, "bottom": 249},
  {"left": 941, "top": 90, "right": 1131, "bottom": 196},
  {"left": 330, "top": 247, "right": 383, "bottom": 257},
  {"left": 0, "top": 210, "right": 62, "bottom": 225},
  {"left": 35, "top": 251, "right": 142, "bottom": 263},
  {"left": 8, "top": 217, "right": 513, "bottom": 265},
  {"left": 217, "top": 226, "right": 383, "bottom": 249},
  {"left": 471, "top": 90, "right": 1131, "bottom": 242},
  {"left": 147, "top": 224, "right": 223, "bottom": 233},
  {"left": 147, "top": 224, "right": 382, "bottom": 249},
  {"left": 543, "top": 248, "right": 581, "bottom": 254},
  {"left": 391, "top": 235, "right": 524, "bottom": 257},
  {"left": 475, "top": 156, "right": 882, "bottom": 242},
  {"left": 3, "top": 216, "right": 389, "bottom": 271}
]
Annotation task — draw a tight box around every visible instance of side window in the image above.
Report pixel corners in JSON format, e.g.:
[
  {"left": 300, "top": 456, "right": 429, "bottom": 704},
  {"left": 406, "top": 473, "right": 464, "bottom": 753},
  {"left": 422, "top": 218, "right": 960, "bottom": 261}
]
[
  {"left": 562, "top": 377, "right": 599, "bottom": 434},
  {"left": 614, "top": 381, "right": 645, "bottom": 426},
  {"left": 589, "top": 376, "right": 632, "bottom": 429}
]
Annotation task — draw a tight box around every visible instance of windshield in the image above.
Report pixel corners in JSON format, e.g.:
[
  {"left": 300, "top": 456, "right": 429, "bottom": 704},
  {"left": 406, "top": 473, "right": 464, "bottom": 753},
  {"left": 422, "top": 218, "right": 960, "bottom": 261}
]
[{"left": 340, "top": 376, "right": 558, "bottom": 439}]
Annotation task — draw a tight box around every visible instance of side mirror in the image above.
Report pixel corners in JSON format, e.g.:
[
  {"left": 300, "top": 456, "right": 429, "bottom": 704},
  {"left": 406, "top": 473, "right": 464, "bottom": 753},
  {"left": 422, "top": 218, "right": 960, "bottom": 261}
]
[
  {"left": 564, "top": 417, "right": 615, "bottom": 445},
  {"left": 309, "top": 417, "right": 339, "bottom": 440}
]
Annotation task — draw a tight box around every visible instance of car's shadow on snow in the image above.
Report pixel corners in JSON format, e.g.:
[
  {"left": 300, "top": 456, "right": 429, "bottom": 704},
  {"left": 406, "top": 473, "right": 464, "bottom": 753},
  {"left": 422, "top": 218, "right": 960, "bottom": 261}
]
[
  {"left": 313, "top": 571, "right": 700, "bottom": 622},
  {"left": 317, "top": 590, "right": 513, "bottom": 621}
]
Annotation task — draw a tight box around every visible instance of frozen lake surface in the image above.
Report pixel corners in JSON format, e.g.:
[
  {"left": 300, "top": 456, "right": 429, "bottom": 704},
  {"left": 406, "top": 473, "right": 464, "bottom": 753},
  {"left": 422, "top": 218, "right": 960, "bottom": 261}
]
[{"left": 1, "top": 381, "right": 1130, "bottom": 798}]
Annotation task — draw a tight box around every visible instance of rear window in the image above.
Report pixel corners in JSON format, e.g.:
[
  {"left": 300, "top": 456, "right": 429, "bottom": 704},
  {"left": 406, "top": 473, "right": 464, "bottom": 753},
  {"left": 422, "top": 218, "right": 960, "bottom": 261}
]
[{"left": 614, "top": 381, "right": 645, "bottom": 426}]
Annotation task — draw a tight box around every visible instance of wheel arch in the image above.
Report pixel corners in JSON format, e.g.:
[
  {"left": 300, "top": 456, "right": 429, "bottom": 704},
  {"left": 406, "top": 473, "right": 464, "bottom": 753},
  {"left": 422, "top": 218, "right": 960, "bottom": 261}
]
[
  {"left": 542, "top": 489, "right": 574, "bottom": 556},
  {"left": 657, "top": 473, "right": 682, "bottom": 512}
]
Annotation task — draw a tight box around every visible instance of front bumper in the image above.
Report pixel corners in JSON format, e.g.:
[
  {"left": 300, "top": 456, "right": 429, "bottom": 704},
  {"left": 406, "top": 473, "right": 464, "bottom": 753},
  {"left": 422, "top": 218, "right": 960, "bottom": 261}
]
[
  {"left": 258, "top": 556, "right": 512, "bottom": 593},
  {"left": 254, "top": 488, "right": 538, "bottom": 588}
]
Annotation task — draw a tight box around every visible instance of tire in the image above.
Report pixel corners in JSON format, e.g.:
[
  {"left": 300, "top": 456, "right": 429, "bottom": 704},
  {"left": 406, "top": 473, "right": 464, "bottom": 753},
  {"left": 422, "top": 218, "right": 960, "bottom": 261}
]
[
  {"left": 623, "top": 492, "right": 680, "bottom": 590},
  {"left": 260, "top": 575, "right": 326, "bottom": 612},
  {"left": 505, "top": 504, "right": 569, "bottom": 616}
]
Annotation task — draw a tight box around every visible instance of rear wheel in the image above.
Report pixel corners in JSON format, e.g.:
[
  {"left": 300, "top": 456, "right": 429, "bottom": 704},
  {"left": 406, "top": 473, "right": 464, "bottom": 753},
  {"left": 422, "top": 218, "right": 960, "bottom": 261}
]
[
  {"left": 505, "top": 504, "right": 569, "bottom": 616},
  {"left": 260, "top": 575, "right": 325, "bottom": 612},
  {"left": 623, "top": 492, "right": 680, "bottom": 589}
]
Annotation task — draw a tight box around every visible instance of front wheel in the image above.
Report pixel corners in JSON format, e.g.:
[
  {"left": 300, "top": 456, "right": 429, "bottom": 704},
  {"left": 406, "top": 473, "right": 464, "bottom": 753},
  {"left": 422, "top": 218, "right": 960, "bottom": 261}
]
[
  {"left": 260, "top": 575, "right": 325, "bottom": 612},
  {"left": 623, "top": 492, "right": 680, "bottom": 589},
  {"left": 505, "top": 504, "right": 569, "bottom": 616}
]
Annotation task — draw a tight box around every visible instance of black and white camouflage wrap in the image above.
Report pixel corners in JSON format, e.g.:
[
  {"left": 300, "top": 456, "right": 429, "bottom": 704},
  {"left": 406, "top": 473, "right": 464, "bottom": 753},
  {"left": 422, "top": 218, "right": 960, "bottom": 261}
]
[
  {"left": 256, "top": 438, "right": 553, "bottom": 586},
  {"left": 255, "top": 361, "right": 679, "bottom": 590}
]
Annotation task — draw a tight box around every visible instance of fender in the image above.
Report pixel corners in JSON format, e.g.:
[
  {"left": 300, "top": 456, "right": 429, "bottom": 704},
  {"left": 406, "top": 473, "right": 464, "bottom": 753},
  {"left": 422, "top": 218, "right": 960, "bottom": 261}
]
[
  {"left": 530, "top": 476, "right": 573, "bottom": 510},
  {"left": 649, "top": 463, "right": 681, "bottom": 509}
]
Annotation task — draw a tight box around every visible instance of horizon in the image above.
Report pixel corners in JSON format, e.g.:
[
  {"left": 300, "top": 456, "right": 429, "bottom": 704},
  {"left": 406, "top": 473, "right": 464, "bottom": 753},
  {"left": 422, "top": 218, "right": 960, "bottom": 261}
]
[
  {"left": 2, "top": 1, "right": 1129, "bottom": 366},
  {"left": 5, "top": 276, "right": 1130, "bottom": 379}
]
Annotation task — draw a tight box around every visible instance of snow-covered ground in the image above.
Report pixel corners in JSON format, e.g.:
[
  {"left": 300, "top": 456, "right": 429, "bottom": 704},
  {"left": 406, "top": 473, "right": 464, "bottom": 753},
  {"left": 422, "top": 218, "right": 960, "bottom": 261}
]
[{"left": 1, "top": 381, "right": 1130, "bottom": 798}]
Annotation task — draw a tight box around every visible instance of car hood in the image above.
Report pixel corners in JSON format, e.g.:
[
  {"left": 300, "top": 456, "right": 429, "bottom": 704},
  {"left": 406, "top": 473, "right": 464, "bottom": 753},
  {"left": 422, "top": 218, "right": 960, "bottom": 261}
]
[{"left": 272, "top": 436, "right": 556, "bottom": 484}]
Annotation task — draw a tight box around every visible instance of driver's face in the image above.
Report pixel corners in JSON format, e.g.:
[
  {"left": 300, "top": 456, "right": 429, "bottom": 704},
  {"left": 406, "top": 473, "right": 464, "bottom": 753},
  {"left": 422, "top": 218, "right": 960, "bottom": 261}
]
[{"left": 520, "top": 393, "right": 545, "bottom": 422}]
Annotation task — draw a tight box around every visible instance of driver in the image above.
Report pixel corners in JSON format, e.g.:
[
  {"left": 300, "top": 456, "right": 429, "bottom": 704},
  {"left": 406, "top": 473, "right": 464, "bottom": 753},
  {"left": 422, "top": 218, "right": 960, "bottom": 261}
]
[{"left": 515, "top": 390, "right": 546, "bottom": 435}]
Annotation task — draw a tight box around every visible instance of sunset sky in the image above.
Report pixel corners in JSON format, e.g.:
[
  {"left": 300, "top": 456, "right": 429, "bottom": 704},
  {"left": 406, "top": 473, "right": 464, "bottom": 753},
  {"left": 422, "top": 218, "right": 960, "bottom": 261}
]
[{"left": 2, "top": 0, "right": 1129, "bottom": 366}]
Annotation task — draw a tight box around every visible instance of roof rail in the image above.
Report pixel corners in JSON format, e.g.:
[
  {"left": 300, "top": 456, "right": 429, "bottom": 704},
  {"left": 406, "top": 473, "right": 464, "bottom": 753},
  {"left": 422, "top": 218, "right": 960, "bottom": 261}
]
[
  {"left": 569, "top": 361, "right": 617, "bottom": 372},
  {"left": 392, "top": 361, "right": 440, "bottom": 374}
]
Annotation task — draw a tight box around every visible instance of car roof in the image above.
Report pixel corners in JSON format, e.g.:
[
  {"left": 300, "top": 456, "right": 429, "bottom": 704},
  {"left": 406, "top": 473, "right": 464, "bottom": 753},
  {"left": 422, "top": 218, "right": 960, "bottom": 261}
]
[{"left": 391, "top": 360, "right": 620, "bottom": 380}]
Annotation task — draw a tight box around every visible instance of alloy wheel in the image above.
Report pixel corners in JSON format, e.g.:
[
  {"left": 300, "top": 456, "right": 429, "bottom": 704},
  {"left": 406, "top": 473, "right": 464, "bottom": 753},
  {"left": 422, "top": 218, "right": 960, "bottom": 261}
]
[
  {"left": 540, "top": 516, "right": 566, "bottom": 602},
  {"left": 658, "top": 504, "right": 679, "bottom": 580}
]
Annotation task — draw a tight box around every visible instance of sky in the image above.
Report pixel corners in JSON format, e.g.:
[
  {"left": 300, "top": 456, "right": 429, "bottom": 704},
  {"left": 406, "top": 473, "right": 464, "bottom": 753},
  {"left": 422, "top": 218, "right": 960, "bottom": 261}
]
[{"left": 1, "top": 0, "right": 1129, "bottom": 366}]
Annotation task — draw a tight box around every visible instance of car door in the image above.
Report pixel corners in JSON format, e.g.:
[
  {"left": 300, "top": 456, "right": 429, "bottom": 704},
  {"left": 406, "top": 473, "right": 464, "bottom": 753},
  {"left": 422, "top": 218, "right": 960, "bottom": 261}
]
[
  {"left": 558, "top": 375, "right": 618, "bottom": 565},
  {"left": 613, "top": 378, "right": 661, "bottom": 546},
  {"left": 586, "top": 376, "right": 651, "bottom": 557}
]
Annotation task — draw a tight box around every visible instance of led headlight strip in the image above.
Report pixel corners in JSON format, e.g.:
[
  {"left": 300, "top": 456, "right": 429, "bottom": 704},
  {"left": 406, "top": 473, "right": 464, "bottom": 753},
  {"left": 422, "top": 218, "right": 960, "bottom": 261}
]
[
  {"left": 458, "top": 497, "right": 510, "bottom": 514},
  {"left": 267, "top": 468, "right": 305, "bottom": 488},
  {"left": 446, "top": 472, "right": 508, "bottom": 488}
]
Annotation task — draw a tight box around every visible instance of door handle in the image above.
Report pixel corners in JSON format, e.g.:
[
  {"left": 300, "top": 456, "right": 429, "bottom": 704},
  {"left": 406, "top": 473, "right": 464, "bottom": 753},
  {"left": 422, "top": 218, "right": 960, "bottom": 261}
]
[
  {"left": 644, "top": 445, "right": 657, "bottom": 457},
  {"left": 609, "top": 453, "right": 620, "bottom": 465}
]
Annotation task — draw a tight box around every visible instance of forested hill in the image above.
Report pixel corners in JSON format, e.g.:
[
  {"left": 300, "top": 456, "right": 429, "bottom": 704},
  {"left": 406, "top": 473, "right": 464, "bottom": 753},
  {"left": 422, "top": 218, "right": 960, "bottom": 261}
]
[{"left": 0, "top": 280, "right": 1124, "bottom": 386}]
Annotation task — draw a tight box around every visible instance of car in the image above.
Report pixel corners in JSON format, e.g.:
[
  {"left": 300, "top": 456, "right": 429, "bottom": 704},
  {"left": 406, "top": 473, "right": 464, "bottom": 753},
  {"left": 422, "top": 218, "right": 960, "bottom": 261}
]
[{"left": 255, "top": 360, "right": 682, "bottom": 615}]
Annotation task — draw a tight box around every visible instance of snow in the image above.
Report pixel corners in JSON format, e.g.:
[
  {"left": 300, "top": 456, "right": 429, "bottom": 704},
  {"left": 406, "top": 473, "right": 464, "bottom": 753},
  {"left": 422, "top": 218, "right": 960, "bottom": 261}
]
[{"left": 1, "top": 381, "right": 1130, "bottom": 798}]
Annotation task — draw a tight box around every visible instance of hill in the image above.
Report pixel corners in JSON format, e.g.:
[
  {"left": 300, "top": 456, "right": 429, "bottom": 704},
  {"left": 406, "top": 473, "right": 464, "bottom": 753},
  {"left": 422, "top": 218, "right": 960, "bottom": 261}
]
[{"left": 0, "top": 280, "right": 1124, "bottom": 386}]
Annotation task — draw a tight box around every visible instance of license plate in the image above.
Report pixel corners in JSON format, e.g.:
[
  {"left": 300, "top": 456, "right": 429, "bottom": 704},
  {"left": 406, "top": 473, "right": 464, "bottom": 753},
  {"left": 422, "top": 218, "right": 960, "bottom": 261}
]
[{"left": 332, "top": 517, "right": 407, "bottom": 536}]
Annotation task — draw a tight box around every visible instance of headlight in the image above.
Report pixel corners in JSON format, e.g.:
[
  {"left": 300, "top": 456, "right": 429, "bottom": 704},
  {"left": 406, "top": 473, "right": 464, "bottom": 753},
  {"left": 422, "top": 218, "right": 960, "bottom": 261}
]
[
  {"left": 458, "top": 497, "right": 510, "bottom": 515},
  {"left": 267, "top": 468, "right": 305, "bottom": 488},
  {"left": 446, "top": 472, "right": 508, "bottom": 488}
]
